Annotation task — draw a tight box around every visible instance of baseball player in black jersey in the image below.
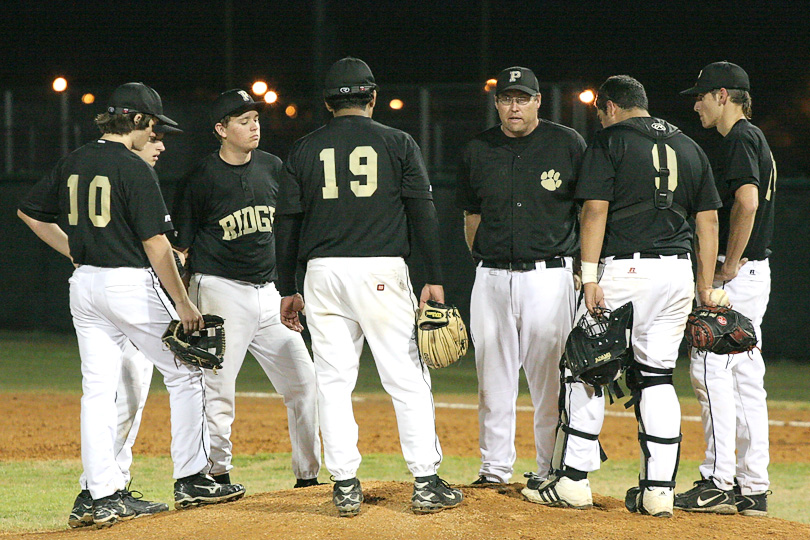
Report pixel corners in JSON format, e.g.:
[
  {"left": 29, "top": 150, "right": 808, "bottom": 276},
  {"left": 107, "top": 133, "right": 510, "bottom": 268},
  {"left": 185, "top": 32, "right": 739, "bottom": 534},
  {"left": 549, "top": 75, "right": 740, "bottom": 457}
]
[
  {"left": 68, "top": 123, "right": 182, "bottom": 528},
  {"left": 528, "top": 75, "right": 724, "bottom": 517},
  {"left": 456, "top": 66, "right": 585, "bottom": 489},
  {"left": 676, "top": 62, "right": 774, "bottom": 516},
  {"left": 274, "top": 57, "right": 462, "bottom": 517},
  {"left": 18, "top": 83, "right": 245, "bottom": 528},
  {"left": 172, "top": 89, "right": 321, "bottom": 489}
]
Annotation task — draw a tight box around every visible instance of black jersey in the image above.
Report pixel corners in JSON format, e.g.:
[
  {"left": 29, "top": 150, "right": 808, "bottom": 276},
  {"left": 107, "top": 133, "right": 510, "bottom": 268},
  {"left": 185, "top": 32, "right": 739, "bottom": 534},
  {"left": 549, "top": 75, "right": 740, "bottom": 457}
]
[
  {"left": 173, "top": 150, "right": 281, "bottom": 284},
  {"left": 19, "top": 139, "right": 172, "bottom": 268},
  {"left": 276, "top": 115, "right": 432, "bottom": 262},
  {"left": 576, "top": 117, "right": 721, "bottom": 257},
  {"left": 713, "top": 119, "right": 775, "bottom": 261},
  {"left": 456, "top": 120, "right": 586, "bottom": 262}
]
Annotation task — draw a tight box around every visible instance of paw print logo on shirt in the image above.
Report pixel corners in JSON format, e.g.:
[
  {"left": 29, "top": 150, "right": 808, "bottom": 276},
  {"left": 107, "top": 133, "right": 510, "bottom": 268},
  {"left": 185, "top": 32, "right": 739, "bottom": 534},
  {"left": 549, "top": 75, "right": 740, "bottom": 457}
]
[{"left": 540, "top": 169, "right": 562, "bottom": 191}]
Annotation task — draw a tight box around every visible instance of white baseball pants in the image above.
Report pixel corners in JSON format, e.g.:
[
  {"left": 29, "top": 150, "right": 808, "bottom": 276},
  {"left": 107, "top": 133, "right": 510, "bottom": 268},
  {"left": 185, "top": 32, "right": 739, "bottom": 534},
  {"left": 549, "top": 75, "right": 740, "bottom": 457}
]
[
  {"left": 561, "top": 255, "right": 693, "bottom": 485},
  {"left": 470, "top": 258, "right": 575, "bottom": 482},
  {"left": 190, "top": 275, "right": 321, "bottom": 481},
  {"left": 690, "top": 258, "right": 770, "bottom": 494},
  {"left": 304, "top": 257, "right": 442, "bottom": 481},
  {"left": 70, "top": 266, "right": 210, "bottom": 500}
]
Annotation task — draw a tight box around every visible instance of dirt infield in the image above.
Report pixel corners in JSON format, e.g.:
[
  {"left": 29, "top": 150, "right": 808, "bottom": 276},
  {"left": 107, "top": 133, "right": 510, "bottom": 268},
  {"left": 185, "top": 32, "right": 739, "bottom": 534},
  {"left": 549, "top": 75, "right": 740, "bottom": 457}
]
[{"left": 3, "top": 392, "right": 810, "bottom": 539}]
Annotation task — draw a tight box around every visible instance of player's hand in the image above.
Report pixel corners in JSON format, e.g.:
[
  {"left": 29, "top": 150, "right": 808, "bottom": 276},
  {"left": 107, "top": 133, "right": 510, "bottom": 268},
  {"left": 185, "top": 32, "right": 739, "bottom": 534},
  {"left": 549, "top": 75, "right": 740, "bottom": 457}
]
[
  {"left": 584, "top": 282, "right": 606, "bottom": 315},
  {"left": 420, "top": 284, "right": 445, "bottom": 309},
  {"left": 714, "top": 258, "right": 747, "bottom": 283},
  {"left": 175, "top": 298, "right": 203, "bottom": 333},
  {"left": 573, "top": 273, "right": 582, "bottom": 291},
  {"left": 281, "top": 293, "right": 305, "bottom": 332}
]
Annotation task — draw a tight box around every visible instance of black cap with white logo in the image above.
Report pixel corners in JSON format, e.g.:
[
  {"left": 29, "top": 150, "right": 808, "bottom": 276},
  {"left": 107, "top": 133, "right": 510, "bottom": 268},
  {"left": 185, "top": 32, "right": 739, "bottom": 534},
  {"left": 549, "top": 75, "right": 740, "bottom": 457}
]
[
  {"left": 107, "top": 82, "right": 177, "bottom": 126},
  {"left": 210, "top": 89, "right": 265, "bottom": 126},
  {"left": 496, "top": 67, "right": 540, "bottom": 95},
  {"left": 680, "top": 61, "right": 750, "bottom": 96},
  {"left": 323, "top": 57, "right": 377, "bottom": 98}
]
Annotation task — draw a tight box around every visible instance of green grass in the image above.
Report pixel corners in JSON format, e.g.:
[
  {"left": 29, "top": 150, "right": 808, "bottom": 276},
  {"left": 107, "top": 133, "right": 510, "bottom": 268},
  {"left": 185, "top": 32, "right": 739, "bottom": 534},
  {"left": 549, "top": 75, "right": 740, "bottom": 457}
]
[
  {"left": 1, "top": 455, "right": 807, "bottom": 532},
  {"left": 3, "top": 330, "right": 808, "bottom": 402}
]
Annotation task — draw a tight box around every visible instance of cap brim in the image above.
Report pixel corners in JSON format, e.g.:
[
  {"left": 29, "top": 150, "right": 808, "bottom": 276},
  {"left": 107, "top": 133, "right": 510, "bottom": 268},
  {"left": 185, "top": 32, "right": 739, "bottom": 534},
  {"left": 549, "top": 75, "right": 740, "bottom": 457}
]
[
  {"left": 679, "top": 86, "right": 703, "bottom": 96},
  {"left": 154, "top": 124, "right": 183, "bottom": 134},
  {"left": 496, "top": 84, "right": 538, "bottom": 96},
  {"left": 156, "top": 114, "right": 178, "bottom": 127}
]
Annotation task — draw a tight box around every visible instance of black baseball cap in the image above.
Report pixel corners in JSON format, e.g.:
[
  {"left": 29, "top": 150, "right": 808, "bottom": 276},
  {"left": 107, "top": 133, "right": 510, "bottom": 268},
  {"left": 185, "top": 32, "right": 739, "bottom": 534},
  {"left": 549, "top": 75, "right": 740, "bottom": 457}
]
[
  {"left": 210, "top": 89, "right": 265, "bottom": 126},
  {"left": 323, "top": 57, "right": 377, "bottom": 98},
  {"left": 496, "top": 67, "right": 540, "bottom": 95},
  {"left": 107, "top": 82, "right": 177, "bottom": 126},
  {"left": 680, "top": 61, "right": 750, "bottom": 96}
]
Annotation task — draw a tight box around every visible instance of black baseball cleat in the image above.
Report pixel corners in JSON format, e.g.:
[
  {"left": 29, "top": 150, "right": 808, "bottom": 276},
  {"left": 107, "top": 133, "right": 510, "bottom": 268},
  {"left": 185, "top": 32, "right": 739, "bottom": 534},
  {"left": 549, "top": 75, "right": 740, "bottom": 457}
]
[
  {"left": 470, "top": 475, "right": 504, "bottom": 486},
  {"left": 411, "top": 475, "right": 463, "bottom": 514},
  {"left": 734, "top": 485, "right": 771, "bottom": 517},
  {"left": 674, "top": 478, "right": 737, "bottom": 514},
  {"left": 92, "top": 490, "right": 136, "bottom": 528},
  {"left": 174, "top": 473, "right": 246, "bottom": 509},
  {"left": 68, "top": 490, "right": 93, "bottom": 528},
  {"left": 333, "top": 478, "right": 363, "bottom": 517},
  {"left": 294, "top": 478, "right": 326, "bottom": 488},
  {"left": 120, "top": 488, "right": 169, "bottom": 517}
]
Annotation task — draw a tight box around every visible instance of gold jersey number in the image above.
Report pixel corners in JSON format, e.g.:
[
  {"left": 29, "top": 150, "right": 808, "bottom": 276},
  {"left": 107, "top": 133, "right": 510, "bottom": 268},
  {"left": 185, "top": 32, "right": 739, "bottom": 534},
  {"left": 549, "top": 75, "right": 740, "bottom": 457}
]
[
  {"left": 67, "top": 174, "right": 111, "bottom": 227},
  {"left": 319, "top": 146, "right": 378, "bottom": 199}
]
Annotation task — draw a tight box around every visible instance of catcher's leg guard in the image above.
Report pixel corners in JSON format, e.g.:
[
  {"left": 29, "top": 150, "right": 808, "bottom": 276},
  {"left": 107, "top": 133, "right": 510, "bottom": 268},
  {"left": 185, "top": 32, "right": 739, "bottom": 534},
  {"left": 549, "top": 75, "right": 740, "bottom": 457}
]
[
  {"left": 522, "top": 373, "right": 599, "bottom": 508},
  {"left": 552, "top": 369, "right": 608, "bottom": 474},
  {"left": 624, "top": 361, "right": 682, "bottom": 517}
]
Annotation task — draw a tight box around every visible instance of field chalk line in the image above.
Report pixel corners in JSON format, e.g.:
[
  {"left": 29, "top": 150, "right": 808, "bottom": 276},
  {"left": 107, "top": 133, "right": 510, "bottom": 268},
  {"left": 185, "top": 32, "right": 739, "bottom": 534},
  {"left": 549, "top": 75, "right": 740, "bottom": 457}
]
[{"left": 236, "top": 392, "right": 810, "bottom": 429}]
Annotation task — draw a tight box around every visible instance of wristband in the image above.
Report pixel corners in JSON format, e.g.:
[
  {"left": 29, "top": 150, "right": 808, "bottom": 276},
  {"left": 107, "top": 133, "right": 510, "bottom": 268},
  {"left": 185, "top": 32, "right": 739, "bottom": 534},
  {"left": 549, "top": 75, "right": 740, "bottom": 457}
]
[{"left": 581, "top": 261, "right": 598, "bottom": 284}]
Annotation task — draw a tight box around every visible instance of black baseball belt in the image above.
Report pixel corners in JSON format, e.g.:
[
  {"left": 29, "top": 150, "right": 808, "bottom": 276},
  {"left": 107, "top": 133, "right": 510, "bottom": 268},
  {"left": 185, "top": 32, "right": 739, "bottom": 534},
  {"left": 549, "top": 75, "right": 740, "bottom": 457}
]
[
  {"left": 611, "top": 252, "right": 689, "bottom": 260},
  {"left": 481, "top": 257, "right": 566, "bottom": 271}
]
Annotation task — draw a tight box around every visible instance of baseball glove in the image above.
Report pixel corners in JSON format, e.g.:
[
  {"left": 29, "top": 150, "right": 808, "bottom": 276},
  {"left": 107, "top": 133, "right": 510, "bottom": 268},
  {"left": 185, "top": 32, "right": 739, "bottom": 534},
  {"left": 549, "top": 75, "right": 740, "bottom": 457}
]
[
  {"left": 685, "top": 305, "right": 757, "bottom": 355},
  {"left": 162, "top": 314, "right": 226, "bottom": 371},
  {"left": 417, "top": 300, "right": 468, "bottom": 369}
]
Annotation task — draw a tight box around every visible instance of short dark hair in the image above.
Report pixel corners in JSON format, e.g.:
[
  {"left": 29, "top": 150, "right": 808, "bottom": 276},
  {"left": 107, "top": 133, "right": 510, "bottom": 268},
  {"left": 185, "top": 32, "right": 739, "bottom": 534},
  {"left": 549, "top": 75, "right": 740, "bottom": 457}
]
[
  {"left": 714, "top": 88, "right": 753, "bottom": 120},
  {"left": 94, "top": 112, "right": 154, "bottom": 135},
  {"left": 595, "top": 75, "right": 648, "bottom": 112},
  {"left": 325, "top": 92, "right": 374, "bottom": 112}
]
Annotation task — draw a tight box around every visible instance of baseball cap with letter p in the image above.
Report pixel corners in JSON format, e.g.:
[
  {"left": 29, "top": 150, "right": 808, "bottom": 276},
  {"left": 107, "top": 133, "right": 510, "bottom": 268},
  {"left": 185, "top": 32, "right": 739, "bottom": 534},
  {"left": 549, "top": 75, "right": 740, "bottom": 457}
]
[
  {"left": 496, "top": 67, "right": 540, "bottom": 95},
  {"left": 323, "top": 57, "right": 377, "bottom": 98},
  {"left": 107, "top": 82, "right": 177, "bottom": 126},
  {"left": 680, "top": 61, "right": 750, "bottom": 96}
]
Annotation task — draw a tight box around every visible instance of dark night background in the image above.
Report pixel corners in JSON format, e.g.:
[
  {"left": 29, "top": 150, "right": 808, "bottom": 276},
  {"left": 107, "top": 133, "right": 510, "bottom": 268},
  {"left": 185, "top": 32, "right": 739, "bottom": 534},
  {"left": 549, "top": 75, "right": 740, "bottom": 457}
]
[
  {"left": 3, "top": 1, "right": 810, "bottom": 173},
  {"left": 2, "top": 1, "right": 809, "bottom": 359}
]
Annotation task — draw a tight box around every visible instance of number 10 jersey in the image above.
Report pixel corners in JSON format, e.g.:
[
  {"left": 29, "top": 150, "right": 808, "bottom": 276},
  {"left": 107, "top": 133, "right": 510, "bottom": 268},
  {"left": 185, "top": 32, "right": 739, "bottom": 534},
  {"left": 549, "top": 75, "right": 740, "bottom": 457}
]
[{"left": 19, "top": 139, "right": 172, "bottom": 268}]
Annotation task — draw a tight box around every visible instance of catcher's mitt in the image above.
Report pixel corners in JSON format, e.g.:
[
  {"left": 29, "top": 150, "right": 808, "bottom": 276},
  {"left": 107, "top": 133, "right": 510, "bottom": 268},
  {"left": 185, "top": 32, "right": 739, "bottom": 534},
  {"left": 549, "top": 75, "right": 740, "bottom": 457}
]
[
  {"left": 417, "top": 300, "right": 468, "bottom": 369},
  {"left": 162, "top": 314, "right": 226, "bottom": 371},
  {"left": 685, "top": 305, "right": 757, "bottom": 355},
  {"left": 564, "top": 302, "right": 634, "bottom": 388}
]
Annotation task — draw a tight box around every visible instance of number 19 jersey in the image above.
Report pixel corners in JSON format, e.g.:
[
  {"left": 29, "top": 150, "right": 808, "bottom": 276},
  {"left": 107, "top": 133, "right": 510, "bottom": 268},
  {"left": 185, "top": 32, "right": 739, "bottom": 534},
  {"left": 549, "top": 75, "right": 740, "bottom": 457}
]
[
  {"left": 276, "top": 115, "right": 433, "bottom": 263},
  {"left": 19, "top": 139, "right": 172, "bottom": 268}
]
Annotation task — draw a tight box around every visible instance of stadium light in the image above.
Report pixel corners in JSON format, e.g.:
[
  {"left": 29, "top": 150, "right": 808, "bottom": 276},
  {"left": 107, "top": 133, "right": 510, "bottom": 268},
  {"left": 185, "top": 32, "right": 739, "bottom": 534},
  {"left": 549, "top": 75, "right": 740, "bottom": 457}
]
[
  {"left": 252, "top": 81, "right": 268, "bottom": 96},
  {"left": 484, "top": 78, "right": 497, "bottom": 92},
  {"left": 285, "top": 104, "right": 298, "bottom": 118},
  {"left": 81, "top": 93, "right": 95, "bottom": 104},
  {"left": 389, "top": 99, "right": 404, "bottom": 110},
  {"left": 52, "top": 77, "right": 68, "bottom": 92},
  {"left": 264, "top": 91, "right": 278, "bottom": 104},
  {"left": 579, "top": 89, "right": 595, "bottom": 105}
]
